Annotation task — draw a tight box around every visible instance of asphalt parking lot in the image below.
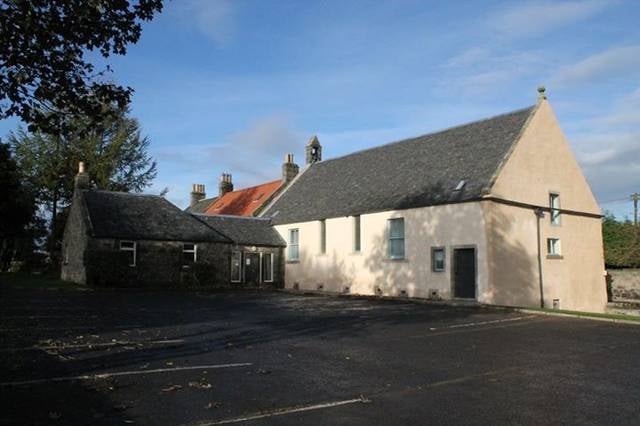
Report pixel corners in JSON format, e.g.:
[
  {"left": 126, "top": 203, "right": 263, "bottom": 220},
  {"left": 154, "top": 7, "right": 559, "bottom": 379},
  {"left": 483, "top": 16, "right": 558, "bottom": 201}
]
[{"left": 1, "top": 287, "right": 639, "bottom": 425}]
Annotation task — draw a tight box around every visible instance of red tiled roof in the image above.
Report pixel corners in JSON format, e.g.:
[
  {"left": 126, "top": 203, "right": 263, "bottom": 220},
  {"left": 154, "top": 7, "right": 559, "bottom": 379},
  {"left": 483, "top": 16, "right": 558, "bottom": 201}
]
[{"left": 204, "top": 180, "right": 283, "bottom": 216}]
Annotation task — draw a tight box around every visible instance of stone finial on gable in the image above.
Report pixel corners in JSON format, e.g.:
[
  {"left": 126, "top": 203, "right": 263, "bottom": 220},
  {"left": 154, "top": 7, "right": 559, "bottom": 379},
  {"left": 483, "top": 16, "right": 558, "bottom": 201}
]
[{"left": 537, "top": 85, "right": 547, "bottom": 101}]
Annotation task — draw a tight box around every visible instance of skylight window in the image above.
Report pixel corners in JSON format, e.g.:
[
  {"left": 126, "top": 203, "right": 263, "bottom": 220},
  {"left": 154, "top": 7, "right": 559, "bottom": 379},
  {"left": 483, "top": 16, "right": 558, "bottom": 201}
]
[{"left": 454, "top": 180, "right": 466, "bottom": 191}]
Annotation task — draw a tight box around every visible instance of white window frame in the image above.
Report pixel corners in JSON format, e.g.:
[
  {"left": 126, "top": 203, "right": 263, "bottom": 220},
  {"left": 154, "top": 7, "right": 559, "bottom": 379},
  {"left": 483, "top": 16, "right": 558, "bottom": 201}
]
[
  {"left": 353, "top": 215, "right": 361, "bottom": 253},
  {"left": 432, "top": 247, "right": 445, "bottom": 272},
  {"left": 547, "top": 238, "right": 561, "bottom": 256},
  {"left": 288, "top": 228, "right": 299, "bottom": 261},
  {"left": 262, "top": 252, "right": 274, "bottom": 283},
  {"left": 183, "top": 243, "right": 197, "bottom": 265},
  {"left": 387, "top": 218, "right": 405, "bottom": 260},
  {"left": 549, "top": 193, "right": 561, "bottom": 226},
  {"left": 231, "top": 251, "right": 242, "bottom": 282},
  {"left": 120, "top": 240, "right": 137, "bottom": 267}
]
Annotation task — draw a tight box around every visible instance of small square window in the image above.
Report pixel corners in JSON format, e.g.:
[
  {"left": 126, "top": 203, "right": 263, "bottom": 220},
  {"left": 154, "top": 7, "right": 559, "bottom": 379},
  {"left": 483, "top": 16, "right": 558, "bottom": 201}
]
[
  {"left": 183, "top": 243, "right": 197, "bottom": 265},
  {"left": 119, "top": 240, "right": 136, "bottom": 267},
  {"left": 432, "top": 247, "right": 445, "bottom": 272},
  {"left": 547, "top": 238, "right": 561, "bottom": 256}
]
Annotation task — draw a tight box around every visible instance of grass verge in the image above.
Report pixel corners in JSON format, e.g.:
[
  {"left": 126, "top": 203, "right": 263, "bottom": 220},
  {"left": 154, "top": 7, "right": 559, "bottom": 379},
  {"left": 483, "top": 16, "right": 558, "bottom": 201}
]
[{"left": 519, "top": 306, "right": 640, "bottom": 323}]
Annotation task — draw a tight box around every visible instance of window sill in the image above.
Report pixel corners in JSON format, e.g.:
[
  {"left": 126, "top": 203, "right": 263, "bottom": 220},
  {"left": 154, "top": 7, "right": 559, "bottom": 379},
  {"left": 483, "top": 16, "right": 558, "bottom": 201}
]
[
  {"left": 383, "top": 258, "right": 409, "bottom": 263},
  {"left": 350, "top": 251, "right": 363, "bottom": 256},
  {"left": 286, "top": 260, "right": 300, "bottom": 264},
  {"left": 432, "top": 269, "right": 445, "bottom": 273},
  {"left": 546, "top": 255, "right": 563, "bottom": 260}
]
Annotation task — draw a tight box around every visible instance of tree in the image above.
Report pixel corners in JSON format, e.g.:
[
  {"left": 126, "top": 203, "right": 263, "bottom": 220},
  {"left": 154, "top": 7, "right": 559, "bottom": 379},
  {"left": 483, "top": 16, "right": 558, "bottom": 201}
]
[
  {"left": 8, "top": 108, "right": 157, "bottom": 252},
  {"left": 602, "top": 212, "right": 640, "bottom": 268},
  {"left": 0, "top": 142, "right": 37, "bottom": 270},
  {"left": 0, "top": 0, "right": 163, "bottom": 134}
]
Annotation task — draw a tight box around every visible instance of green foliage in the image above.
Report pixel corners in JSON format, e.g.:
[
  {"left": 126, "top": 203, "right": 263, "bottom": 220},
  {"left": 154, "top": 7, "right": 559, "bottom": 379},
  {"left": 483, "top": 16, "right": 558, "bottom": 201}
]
[
  {"left": 8, "top": 108, "right": 157, "bottom": 250},
  {"left": 0, "top": 142, "right": 39, "bottom": 270},
  {"left": 602, "top": 212, "right": 640, "bottom": 268},
  {"left": 0, "top": 0, "right": 163, "bottom": 134}
]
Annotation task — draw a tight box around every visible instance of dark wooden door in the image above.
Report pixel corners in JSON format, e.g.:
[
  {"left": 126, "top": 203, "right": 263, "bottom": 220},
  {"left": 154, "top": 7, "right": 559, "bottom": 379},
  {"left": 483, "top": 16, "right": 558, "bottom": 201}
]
[
  {"left": 244, "top": 253, "right": 261, "bottom": 286},
  {"left": 453, "top": 248, "right": 476, "bottom": 299}
]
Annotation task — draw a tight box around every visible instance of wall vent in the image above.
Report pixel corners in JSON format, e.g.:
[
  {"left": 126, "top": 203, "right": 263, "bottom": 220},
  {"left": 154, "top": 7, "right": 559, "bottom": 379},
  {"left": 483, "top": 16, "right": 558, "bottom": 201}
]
[
  {"left": 317, "top": 283, "right": 324, "bottom": 291},
  {"left": 428, "top": 289, "right": 441, "bottom": 300},
  {"left": 293, "top": 282, "right": 300, "bottom": 290},
  {"left": 553, "top": 299, "right": 560, "bottom": 310},
  {"left": 375, "top": 286, "right": 383, "bottom": 296},
  {"left": 343, "top": 286, "right": 350, "bottom": 294},
  {"left": 399, "top": 289, "right": 408, "bottom": 297}
]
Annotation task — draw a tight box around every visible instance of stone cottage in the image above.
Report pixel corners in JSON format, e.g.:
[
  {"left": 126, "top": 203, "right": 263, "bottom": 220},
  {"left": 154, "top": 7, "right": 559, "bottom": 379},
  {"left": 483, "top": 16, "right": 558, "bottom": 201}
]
[
  {"left": 61, "top": 163, "right": 284, "bottom": 288},
  {"left": 261, "top": 89, "right": 608, "bottom": 312}
]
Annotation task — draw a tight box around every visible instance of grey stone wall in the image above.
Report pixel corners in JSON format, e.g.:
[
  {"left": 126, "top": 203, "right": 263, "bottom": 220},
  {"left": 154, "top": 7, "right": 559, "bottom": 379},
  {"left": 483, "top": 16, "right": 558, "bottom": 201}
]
[
  {"left": 85, "top": 239, "right": 232, "bottom": 288},
  {"left": 60, "top": 192, "right": 88, "bottom": 284},
  {"left": 607, "top": 269, "right": 640, "bottom": 301}
]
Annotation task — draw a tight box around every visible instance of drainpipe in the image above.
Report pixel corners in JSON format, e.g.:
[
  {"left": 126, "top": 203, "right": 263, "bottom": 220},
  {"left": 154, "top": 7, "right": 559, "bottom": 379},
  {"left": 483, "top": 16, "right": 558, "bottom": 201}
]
[{"left": 534, "top": 208, "right": 545, "bottom": 308}]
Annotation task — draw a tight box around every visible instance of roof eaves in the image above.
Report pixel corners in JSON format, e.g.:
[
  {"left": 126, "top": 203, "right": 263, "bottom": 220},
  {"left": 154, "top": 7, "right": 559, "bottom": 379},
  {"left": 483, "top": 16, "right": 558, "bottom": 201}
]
[{"left": 480, "top": 104, "right": 539, "bottom": 196}]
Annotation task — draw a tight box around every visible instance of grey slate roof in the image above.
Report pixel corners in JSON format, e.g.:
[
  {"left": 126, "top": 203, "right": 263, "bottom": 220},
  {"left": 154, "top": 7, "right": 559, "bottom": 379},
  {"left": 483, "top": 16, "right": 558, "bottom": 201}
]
[
  {"left": 185, "top": 197, "right": 217, "bottom": 214},
  {"left": 193, "top": 214, "right": 286, "bottom": 247},
  {"left": 82, "top": 191, "right": 231, "bottom": 243},
  {"left": 263, "top": 106, "right": 536, "bottom": 225}
]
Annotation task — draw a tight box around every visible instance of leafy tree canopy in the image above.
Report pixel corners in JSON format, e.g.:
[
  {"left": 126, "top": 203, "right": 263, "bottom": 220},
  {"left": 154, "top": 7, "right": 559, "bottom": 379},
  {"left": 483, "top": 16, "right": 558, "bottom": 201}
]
[
  {"left": 8, "top": 107, "right": 157, "bottom": 249},
  {"left": 0, "top": 0, "right": 163, "bottom": 134},
  {"left": 603, "top": 212, "right": 640, "bottom": 268}
]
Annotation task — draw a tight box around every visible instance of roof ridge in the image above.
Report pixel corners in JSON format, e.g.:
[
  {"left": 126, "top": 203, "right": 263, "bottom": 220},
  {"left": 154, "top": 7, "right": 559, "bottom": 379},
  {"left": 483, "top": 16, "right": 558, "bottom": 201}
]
[
  {"left": 315, "top": 105, "right": 536, "bottom": 166},
  {"left": 193, "top": 213, "right": 272, "bottom": 221},
  {"left": 91, "top": 189, "right": 161, "bottom": 198},
  {"left": 224, "top": 179, "right": 282, "bottom": 194}
]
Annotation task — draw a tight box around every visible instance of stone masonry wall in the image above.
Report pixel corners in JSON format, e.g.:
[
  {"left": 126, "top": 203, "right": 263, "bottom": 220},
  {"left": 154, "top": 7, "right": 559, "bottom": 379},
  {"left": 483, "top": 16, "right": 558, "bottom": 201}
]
[
  {"left": 607, "top": 269, "right": 640, "bottom": 301},
  {"left": 85, "top": 238, "right": 231, "bottom": 288}
]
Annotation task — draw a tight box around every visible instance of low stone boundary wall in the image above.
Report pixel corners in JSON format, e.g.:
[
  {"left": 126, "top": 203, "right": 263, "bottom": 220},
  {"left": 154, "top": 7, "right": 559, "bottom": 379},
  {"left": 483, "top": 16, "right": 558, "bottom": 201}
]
[{"left": 607, "top": 269, "right": 640, "bottom": 301}]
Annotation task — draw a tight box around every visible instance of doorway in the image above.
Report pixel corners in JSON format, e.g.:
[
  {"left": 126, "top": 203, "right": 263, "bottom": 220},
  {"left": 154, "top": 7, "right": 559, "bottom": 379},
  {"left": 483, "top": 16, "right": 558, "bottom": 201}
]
[
  {"left": 243, "top": 253, "right": 261, "bottom": 286},
  {"left": 453, "top": 248, "right": 476, "bottom": 299}
]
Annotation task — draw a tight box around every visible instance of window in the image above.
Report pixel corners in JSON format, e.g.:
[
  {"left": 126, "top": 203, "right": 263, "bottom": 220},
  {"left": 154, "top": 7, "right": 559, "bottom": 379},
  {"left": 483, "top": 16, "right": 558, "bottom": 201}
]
[
  {"left": 183, "top": 243, "right": 197, "bottom": 266},
  {"left": 353, "top": 215, "right": 361, "bottom": 252},
  {"left": 319, "top": 219, "right": 326, "bottom": 254},
  {"left": 547, "top": 238, "right": 561, "bottom": 256},
  {"left": 231, "top": 251, "right": 242, "bottom": 282},
  {"left": 387, "top": 218, "right": 405, "bottom": 259},
  {"left": 262, "top": 253, "right": 273, "bottom": 282},
  {"left": 120, "top": 240, "right": 136, "bottom": 267},
  {"left": 288, "top": 229, "right": 299, "bottom": 261},
  {"left": 432, "top": 247, "right": 445, "bottom": 272},
  {"left": 549, "top": 193, "right": 561, "bottom": 225}
]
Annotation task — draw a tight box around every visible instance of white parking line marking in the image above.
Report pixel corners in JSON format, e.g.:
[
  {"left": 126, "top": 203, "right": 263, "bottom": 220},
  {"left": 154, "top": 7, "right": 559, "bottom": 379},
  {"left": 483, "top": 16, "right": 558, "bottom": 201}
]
[
  {"left": 407, "top": 316, "right": 545, "bottom": 339},
  {"left": 0, "top": 339, "right": 186, "bottom": 353},
  {"left": 445, "top": 315, "right": 536, "bottom": 329},
  {"left": 0, "top": 363, "right": 253, "bottom": 387},
  {"left": 199, "top": 396, "right": 370, "bottom": 425}
]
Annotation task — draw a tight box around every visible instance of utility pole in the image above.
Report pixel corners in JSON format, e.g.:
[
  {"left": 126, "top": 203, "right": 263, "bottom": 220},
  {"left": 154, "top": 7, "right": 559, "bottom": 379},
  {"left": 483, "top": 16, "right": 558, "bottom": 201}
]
[{"left": 633, "top": 193, "right": 640, "bottom": 226}]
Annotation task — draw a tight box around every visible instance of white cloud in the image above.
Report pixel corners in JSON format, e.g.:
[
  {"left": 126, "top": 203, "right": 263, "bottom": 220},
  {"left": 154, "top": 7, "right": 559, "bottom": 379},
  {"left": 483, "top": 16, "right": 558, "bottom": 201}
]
[
  {"left": 155, "top": 115, "right": 304, "bottom": 207},
  {"left": 177, "top": 0, "right": 235, "bottom": 46},
  {"left": 490, "top": 0, "right": 609, "bottom": 38},
  {"left": 551, "top": 45, "right": 640, "bottom": 87}
]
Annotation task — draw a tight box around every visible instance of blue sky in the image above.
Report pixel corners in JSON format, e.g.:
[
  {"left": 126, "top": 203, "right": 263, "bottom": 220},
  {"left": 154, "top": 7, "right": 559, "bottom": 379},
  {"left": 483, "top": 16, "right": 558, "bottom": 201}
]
[{"left": 2, "top": 0, "right": 639, "bottom": 218}]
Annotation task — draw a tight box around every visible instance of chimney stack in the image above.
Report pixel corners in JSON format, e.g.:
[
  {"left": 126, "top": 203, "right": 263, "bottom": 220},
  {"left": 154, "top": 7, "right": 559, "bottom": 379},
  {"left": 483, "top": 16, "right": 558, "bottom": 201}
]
[
  {"left": 190, "top": 184, "right": 206, "bottom": 208},
  {"left": 219, "top": 173, "right": 234, "bottom": 196},
  {"left": 305, "top": 135, "right": 322, "bottom": 164},
  {"left": 282, "top": 153, "right": 299, "bottom": 185},
  {"left": 74, "top": 161, "right": 90, "bottom": 191}
]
